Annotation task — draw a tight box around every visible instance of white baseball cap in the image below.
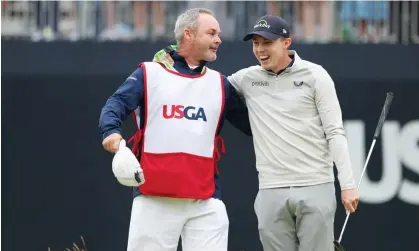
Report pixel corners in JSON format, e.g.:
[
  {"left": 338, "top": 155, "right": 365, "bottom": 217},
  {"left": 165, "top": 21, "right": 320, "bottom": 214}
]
[{"left": 112, "top": 140, "right": 145, "bottom": 187}]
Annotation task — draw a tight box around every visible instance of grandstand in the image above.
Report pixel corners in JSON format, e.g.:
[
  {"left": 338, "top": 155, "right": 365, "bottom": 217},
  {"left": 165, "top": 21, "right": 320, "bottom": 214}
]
[{"left": 2, "top": 1, "right": 419, "bottom": 44}]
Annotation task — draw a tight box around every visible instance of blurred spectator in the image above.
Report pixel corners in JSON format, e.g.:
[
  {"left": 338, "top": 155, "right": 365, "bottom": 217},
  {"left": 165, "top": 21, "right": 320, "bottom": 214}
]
[
  {"left": 2, "top": 1, "right": 33, "bottom": 37},
  {"left": 99, "top": 1, "right": 165, "bottom": 41},
  {"left": 298, "top": 1, "right": 334, "bottom": 43},
  {"left": 29, "top": 1, "right": 78, "bottom": 41},
  {"left": 99, "top": 1, "right": 132, "bottom": 41},
  {"left": 340, "top": 1, "right": 390, "bottom": 43},
  {"left": 132, "top": 1, "right": 165, "bottom": 40},
  {"left": 31, "top": 1, "right": 59, "bottom": 41},
  {"left": 59, "top": 1, "right": 78, "bottom": 41}
]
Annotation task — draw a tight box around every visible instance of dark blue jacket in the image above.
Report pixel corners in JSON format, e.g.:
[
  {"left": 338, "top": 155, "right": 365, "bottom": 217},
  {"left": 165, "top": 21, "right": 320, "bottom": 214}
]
[{"left": 99, "top": 49, "right": 252, "bottom": 200}]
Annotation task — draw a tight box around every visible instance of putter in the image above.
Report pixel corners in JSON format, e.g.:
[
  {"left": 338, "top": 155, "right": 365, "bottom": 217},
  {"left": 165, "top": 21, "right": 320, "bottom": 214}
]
[{"left": 334, "top": 92, "right": 394, "bottom": 251}]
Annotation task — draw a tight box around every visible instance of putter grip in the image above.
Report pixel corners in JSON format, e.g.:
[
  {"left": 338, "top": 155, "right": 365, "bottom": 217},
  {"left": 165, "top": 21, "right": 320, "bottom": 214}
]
[{"left": 374, "top": 92, "right": 394, "bottom": 139}]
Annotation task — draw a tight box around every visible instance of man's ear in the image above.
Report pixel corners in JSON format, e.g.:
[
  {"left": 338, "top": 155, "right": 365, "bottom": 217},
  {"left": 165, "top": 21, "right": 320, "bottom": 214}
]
[
  {"left": 284, "top": 38, "right": 292, "bottom": 49},
  {"left": 184, "top": 28, "right": 194, "bottom": 41}
]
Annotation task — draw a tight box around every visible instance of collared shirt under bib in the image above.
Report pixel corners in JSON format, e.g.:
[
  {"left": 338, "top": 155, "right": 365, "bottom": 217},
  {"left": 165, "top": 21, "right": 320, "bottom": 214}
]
[{"left": 134, "top": 62, "right": 225, "bottom": 199}]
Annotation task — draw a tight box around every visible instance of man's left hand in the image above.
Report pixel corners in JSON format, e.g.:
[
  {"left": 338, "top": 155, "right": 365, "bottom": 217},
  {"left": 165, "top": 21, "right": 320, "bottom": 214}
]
[{"left": 341, "top": 188, "right": 360, "bottom": 213}]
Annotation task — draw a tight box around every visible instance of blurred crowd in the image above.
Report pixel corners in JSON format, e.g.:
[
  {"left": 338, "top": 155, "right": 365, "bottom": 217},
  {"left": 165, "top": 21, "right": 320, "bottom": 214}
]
[{"left": 2, "top": 1, "right": 419, "bottom": 44}]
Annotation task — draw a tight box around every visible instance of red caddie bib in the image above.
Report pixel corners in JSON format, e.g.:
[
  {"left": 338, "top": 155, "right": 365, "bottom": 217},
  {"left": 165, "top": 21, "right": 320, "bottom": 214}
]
[{"left": 129, "top": 62, "right": 225, "bottom": 199}]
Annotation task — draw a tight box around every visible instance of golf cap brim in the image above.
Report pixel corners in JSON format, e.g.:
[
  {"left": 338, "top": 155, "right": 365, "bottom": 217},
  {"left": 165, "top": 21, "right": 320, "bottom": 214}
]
[{"left": 243, "top": 31, "right": 282, "bottom": 41}]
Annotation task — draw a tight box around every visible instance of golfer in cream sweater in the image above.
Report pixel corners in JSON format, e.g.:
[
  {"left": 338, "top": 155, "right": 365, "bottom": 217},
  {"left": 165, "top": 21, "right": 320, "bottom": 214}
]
[{"left": 227, "top": 15, "right": 360, "bottom": 251}]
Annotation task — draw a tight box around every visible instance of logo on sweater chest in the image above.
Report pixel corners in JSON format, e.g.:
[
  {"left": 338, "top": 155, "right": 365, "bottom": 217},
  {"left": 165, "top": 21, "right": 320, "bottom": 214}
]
[
  {"left": 162, "top": 105, "right": 207, "bottom": 122},
  {"left": 252, "top": 81, "right": 270, "bottom": 87}
]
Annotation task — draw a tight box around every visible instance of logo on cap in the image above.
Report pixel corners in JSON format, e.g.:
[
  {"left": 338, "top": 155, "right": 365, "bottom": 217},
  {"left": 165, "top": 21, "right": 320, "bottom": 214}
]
[{"left": 254, "top": 20, "right": 270, "bottom": 29}]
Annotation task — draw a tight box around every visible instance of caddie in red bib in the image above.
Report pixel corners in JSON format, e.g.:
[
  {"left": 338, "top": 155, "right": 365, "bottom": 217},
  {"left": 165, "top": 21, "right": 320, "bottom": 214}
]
[
  {"left": 132, "top": 61, "right": 225, "bottom": 199},
  {"left": 99, "top": 8, "right": 252, "bottom": 251}
]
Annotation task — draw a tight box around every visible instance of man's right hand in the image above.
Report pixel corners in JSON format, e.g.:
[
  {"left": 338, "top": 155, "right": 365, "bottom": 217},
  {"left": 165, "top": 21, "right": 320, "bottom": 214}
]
[
  {"left": 341, "top": 188, "right": 360, "bottom": 213},
  {"left": 102, "top": 133, "right": 123, "bottom": 153}
]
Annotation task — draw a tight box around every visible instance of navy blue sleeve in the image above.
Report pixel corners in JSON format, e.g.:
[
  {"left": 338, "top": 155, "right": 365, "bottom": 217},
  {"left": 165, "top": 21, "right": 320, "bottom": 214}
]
[
  {"left": 99, "top": 67, "right": 144, "bottom": 140},
  {"left": 223, "top": 76, "right": 252, "bottom": 136}
]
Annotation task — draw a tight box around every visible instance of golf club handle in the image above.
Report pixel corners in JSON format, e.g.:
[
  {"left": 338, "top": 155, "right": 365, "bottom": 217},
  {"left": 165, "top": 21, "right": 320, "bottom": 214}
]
[{"left": 374, "top": 92, "right": 394, "bottom": 139}]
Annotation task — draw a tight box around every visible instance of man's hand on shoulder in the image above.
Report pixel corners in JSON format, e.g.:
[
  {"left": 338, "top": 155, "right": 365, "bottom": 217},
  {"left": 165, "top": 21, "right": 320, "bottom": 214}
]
[
  {"left": 341, "top": 188, "right": 360, "bottom": 213},
  {"left": 102, "top": 133, "right": 123, "bottom": 153}
]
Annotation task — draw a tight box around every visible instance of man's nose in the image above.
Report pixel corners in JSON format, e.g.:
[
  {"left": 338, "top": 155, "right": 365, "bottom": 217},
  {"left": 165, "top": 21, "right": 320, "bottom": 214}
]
[
  {"left": 215, "top": 35, "right": 222, "bottom": 44},
  {"left": 256, "top": 45, "right": 264, "bottom": 53}
]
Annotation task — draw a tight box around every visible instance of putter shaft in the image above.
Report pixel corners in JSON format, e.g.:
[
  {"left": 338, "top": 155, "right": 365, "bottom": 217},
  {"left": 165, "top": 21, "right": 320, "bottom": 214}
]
[{"left": 337, "top": 139, "right": 377, "bottom": 243}]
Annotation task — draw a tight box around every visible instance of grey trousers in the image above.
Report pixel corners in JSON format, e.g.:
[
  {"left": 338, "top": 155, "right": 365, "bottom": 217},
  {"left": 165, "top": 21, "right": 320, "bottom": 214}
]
[{"left": 254, "top": 182, "right": 337, "bottom": 251}]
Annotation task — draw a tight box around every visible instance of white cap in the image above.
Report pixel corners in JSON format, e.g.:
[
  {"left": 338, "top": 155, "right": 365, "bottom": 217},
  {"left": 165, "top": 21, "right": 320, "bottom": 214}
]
[{"left": 112, "top": 140, "right": 145, "bottom": 187}]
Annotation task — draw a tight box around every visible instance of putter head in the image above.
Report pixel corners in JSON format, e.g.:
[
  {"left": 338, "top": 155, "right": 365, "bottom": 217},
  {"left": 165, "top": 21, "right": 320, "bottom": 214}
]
[{"left": 334, "top": 240, "right": 347, "bottom": 251}]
